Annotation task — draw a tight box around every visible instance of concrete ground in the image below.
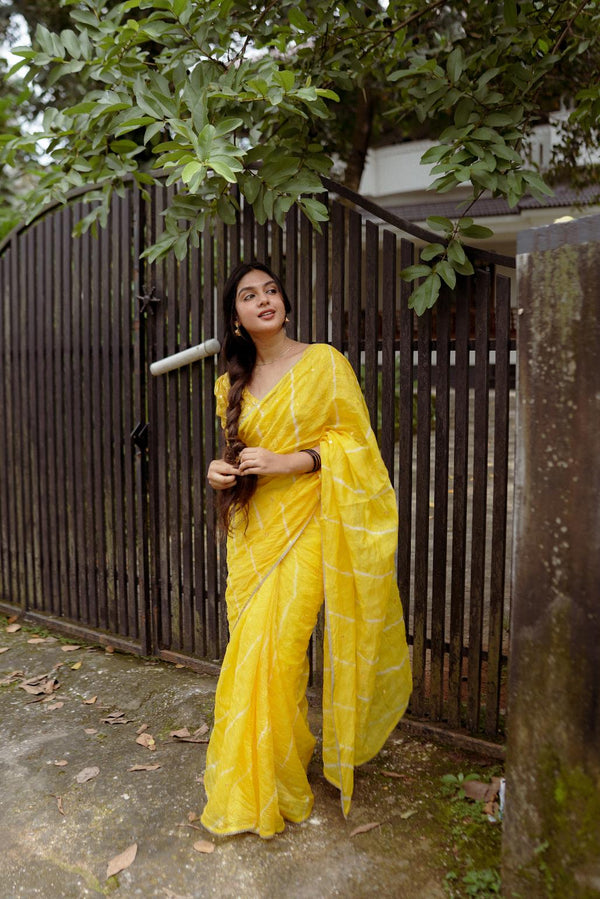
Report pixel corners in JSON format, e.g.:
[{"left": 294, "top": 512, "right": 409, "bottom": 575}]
[{"left": 0, "top": 615, "right": 503, "bottom": 899}]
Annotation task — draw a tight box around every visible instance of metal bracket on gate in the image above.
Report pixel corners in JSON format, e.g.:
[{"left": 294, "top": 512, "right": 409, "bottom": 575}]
[
  {"left": 131, "top": 421, "right": 149, "bottom": 453},
  {"left": 137, "top": 286, "right": 161, "bottom": 315}
]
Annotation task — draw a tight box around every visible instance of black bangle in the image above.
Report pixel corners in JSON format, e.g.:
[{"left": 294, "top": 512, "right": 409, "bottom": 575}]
[{"left": 300, "top": 448, "right": 321, "bottom": 472}]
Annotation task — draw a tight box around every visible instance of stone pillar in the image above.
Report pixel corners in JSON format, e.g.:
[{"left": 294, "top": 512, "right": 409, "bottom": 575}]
[{"left": 503, "top": 216, "right": 600, "bottom": 896}]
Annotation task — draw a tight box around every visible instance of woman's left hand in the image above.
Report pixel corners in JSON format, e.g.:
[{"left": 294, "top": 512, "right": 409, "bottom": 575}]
[{"left": 237, "top": 446, "right": 285, "bottom": 476}]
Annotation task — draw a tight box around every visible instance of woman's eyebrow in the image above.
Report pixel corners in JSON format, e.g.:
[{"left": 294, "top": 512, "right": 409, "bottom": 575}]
[{"left": 237, "top": 279, "right": 277, "bottom": 297}]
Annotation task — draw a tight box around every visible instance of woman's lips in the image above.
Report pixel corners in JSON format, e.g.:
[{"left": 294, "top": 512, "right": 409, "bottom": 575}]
[{"left": 258, "top": 309, "right": 275, "bottom": 319}]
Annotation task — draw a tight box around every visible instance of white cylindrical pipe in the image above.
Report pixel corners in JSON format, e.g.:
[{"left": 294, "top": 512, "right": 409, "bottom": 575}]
[{"left": 150, "top": 338, "right": 221, "bottom": 376}]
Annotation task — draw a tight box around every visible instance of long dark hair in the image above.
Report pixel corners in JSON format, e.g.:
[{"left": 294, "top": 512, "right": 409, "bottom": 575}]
[{"left": 217, "top": 261, "right": 291, "bottom": 534}]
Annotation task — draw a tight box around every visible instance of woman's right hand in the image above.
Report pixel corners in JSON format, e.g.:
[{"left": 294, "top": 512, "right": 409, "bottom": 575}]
[{"left": 207, "top": 458, "right": 239, "bottom": 491}]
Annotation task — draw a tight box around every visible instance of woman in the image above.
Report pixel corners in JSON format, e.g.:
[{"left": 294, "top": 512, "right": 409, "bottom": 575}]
[{"left": 202, "top": 261, "right": 411, "bottom": 838}]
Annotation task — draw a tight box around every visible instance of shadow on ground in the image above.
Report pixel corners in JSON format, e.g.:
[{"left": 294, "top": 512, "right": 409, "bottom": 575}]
[{"left": 0, "top": 615, "right": 503, "bottom": 898}]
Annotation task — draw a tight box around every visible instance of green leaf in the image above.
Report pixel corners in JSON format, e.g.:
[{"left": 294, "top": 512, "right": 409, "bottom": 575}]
[
  {"left": 409, "top": 273, "right": 441, "bottom": 315},
  {"left": 426, "top": 216, "right": 454, "bottom": 234},
  {"left": 420, "top": 145, "right": 449, "bottom": 165},
  {"left": 181, "top": 160, "right": 204, "bottom": 184},
  {"left": 521, "top": 170, "right": 554, "bottom": 197},
  {"left": 420, "top": 243, "right": 445, "bottom": 261},
  {"left": 213, "top": 117, "right": 244, "bottom": 137},
  {"left": 400, "top": 264, "right": 432, "bottom": 282},
  {"left": 437, "top": 260, "right": 456, "bottom": 289},
  {"left": 447, "top": 47, "right": 464, "bottom": 84},
  {"left": 459, "top": 223, "right": 494, "bottom": 240},
  {"left": 288, "top": 7, "right": 310, "bottom": 31},
  {"left": 504, "top": 0, "right": 518, "bottom": 28},
  {"left": 298, "top": 196, "right": 328, "bottom": 223},
  {"left": 208, "top": 157, "right": 237, "bottom": 182},
  {"left": 275, "top": 70, "right": 295, "bottom": 92},
  {"left": 447, "top": 239, "right": 467, "bottom": 266}
]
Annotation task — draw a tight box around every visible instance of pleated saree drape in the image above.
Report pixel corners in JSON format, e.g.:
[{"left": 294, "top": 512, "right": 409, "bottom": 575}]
[{"left": 201, "top": 344, "right": 412, "bottom": 838}]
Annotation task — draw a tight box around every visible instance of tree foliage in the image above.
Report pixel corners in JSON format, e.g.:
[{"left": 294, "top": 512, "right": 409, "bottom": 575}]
[{"left": 1, "top": 0, "right": 599, "bottom": 309}]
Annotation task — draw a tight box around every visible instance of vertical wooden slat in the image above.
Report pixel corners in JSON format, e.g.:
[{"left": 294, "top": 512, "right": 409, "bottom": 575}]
[
  {"left": 179, "top": 249, "right": 194, "bottom": 656},
  {"left": 242, "top": 201, "right": 254, "bottom": 261},
  {"left": 216, "top": 221, "right": 228, "bottom": 651},
  {"left": 467, "top": 269, "right": 490, "bottom": 731},
  {"left": 3, "top": 248, "right": 18, "bottom": 603},
  {"left": 256, "top": 221, "right": 268, "bottom": 263},
  {"left": 412, "top": 308, "right": 432, "bottom": 717},
  {"left": 54, "top": 211, "right": 69, "bottom": 619},
  {"left": 430, "top": 290, "right": 451, "bottom": 720},
  {"left": 167, "top": 212, "right": 183, "bottom": 651},
  {"left": 40, "top": 218, "right": 55, "bottom": 614},
  {"left": 91, "top": 221, "right": 108, "bottom": 628},
  {"left": 10, "top": 235, "right": 26, "bottom": 610},
  {"left": 0, "top": 253, "right": 8, "bottom": 600},
  {"left": 285, "top": 207, "right": 298, "bottom": 338},
  {"left": 99, "top": 215, "right": 117, "bottom": 634},
  {"left": 448, "top": 281, "right": 470, "bottom": 728},
  {"left": 397, "top": 239, "right": 414, "bottom": 625},
  {"left": 60, "top": 207, "right": 76, "bottom": 621},
  {"left": 271, "top": 222, "right": 284, "bottom": 279},
  {"left": 380, "top": 230, "right": 396, "bottom": 481},
  {"left": 485, "top": 273, "right": 511, "bottom": 734},
  {"left": 132, "top": 183, "right": 150, "bottom": 652},
  {"left": 315, "top": 213, "right": 329, "bottom": 344},
  {"left": 347, "top": 209, "right": 361, "bottom": 377},
  {"left": 331, "top": 202, "right": 345, "bottom": 352},
  {"left": 298, "top": 214, "right": 312, "bottom": 344},
  {"left": 110, "top": 199, "right": 126, "bottom": 636},
  {"left": 204, "top": 229, "right": 220, "bottom": 659},
  {"left": 71, "top": 204, "right": 88, "bottom": 624},
  {"left": 364, "top": 221, "right": 379, "bottom": 431},
  {"left": 26, "top": 230, "right": 42, "bottom": 608},
  {"left": 190, "top": 237, "right": 206, "bottom": 656}
]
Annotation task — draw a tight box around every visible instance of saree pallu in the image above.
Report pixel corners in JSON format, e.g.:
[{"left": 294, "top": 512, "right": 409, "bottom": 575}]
[{"left": 201, "top": 344, "right": 412, "bottom": 837}]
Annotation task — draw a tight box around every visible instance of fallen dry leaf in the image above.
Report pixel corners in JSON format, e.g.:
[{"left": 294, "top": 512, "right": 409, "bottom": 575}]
[
  {"left": 128, "top": 763, "right": 162, "bottom": 772},
  {"left": 0, "top": 670, "right": 24, "bottom": 685},
  {"left": 53, "top": 795, "right": 65, "bottom": 816},
  {"left": 7, "top": 615, "right": 19, "bottom": 624},
  {"left": 106, "top": 842, "right": 137, "bottom": 879},
  {"left": 105, "top": 645, "right": 115, "bottom": 654},
  {"left": 0, "top": 647, "right": 9, "bottom": 654},
  {"left": 84, "top": 728, "right": 98, "bottom": 735},
  {"left": 83, "top": 696, "right": 97, "bottom": 705},
  {"left": 381, "top": 771, "right": 407, "bottom": 780},
  {"left": 462, "top": 778, "right": 501, "bottom": 803},
  {"left": 399, "top": 809, "right": 418, "bottom": 820},
  {"left": 75, "top": 766, "right": 100, "bottom": 784},
  {"left": 70, "top": 661, "right": 82, "bottom": 670},
  {"left": 102, "top": 711, "right": 131, "bottom": 725},
  {"left": 175, "top": 663, "right": 185, "bottom": 669},
  {"left": 61, "top": 644, "right": 81, "bottom": 652},
  {"left": 45, "top": 701, "right": 64, "bottom": 711},
  {"left": 350, "top": 821, "right": 380, "bottom": 837},
  {"left": 6, "top": 623, "right": 21, "bottom": 633},
  {"left": 188, "top": 811, "right": 199, "bottom": 823},
  {"left": 19, "top": 676, "right": 60, "bottom": 696},
  {"left": 168, "top": 725, "right": 209, "bottom": 744},
  {"left": 136, "top": 723, "right": 149, "bottom": 735},
  {"left": 193, "top": 840, "right": 215, "bottom": 854},
  {"left": 27, "top": 637, "right": 47, "bottom": 644},
  {"left": 54, "top": 760, "right": 68, "bottom": 767},
  {"left": 136, "top": 733, "right": 156, "bottom": 751}
]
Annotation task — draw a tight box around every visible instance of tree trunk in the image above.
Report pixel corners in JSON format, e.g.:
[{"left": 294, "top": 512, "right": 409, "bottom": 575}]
[{"left": 342, "top": 87, "right": 375, "bottom": 192}]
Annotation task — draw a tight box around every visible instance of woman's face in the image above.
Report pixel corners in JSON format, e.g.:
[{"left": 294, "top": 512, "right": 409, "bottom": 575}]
[{"left": 234, "top": 270, "right": 287, "bottom": 339}]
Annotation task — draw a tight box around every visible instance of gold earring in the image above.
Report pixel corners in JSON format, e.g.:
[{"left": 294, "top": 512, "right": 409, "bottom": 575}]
[
  {"left": 285, "top": 316, "right": 290, "bottom": 323},
  {"left": 234, "top": 322, "right": 241, "bottom": 337}
]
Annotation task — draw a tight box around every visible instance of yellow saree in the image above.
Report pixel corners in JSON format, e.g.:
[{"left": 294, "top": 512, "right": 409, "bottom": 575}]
[{"left": 201, "top": 344, "right": 411, "bottom": 837}]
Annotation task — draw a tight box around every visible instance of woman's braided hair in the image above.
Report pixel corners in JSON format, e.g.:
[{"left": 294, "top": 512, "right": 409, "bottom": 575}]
[{"left": 217, "top": 261, "right": 291, "bottom": 534}]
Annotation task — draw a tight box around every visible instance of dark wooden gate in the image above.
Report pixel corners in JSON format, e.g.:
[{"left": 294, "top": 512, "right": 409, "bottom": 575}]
[{"left": 0, "top": 179, "right": 515, "bottom": 739}]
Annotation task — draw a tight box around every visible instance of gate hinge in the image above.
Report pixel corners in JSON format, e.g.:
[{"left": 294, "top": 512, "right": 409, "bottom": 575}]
[
  {"left": 131, "top": 421, "right": 149, "bottom": 452},
  {"left": 137, "top": 286, "right": 161, "bottom": 315}
]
